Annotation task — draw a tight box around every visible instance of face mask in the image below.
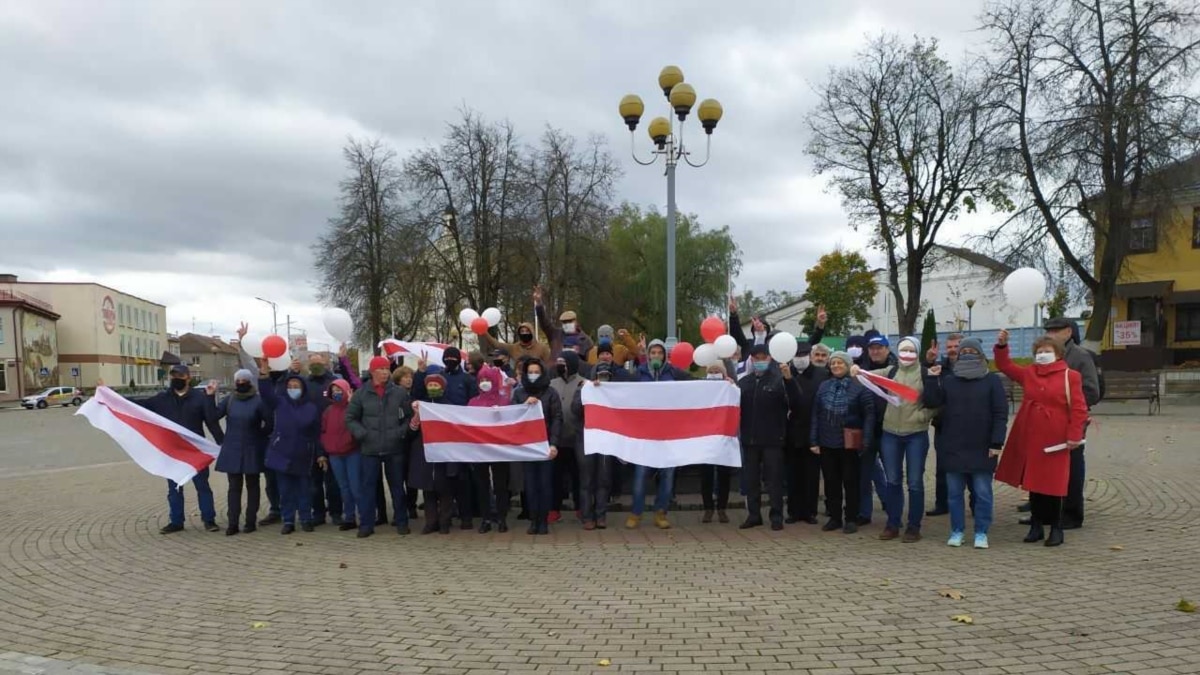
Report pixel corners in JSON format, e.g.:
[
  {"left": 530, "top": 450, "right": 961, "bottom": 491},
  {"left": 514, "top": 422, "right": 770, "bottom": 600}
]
[
  {"left": 752, "top": 361, "right": 770, "bottom": 373},
  {"left": 898, "top": 351, "right": 918, "bottom": 365},
  {"left": 519, "top": 333, "right": 533, "bottom": 344},
  {"left": 556, "top": 364, "right": 568, "bottom": 378},
  {"left": 792, "top": 357, "right": 810, "bottom": 370},
  {"left": 443, "top": 360, "right": 460, "bottom": 372},
  {"left": 492, "top": 359, "right": 505, "bottom": 368},
  {"left": 527, "top": 373, "right": 541, "bottom": 383},
  {"left": 308, "top": 364, "right": 326, "bottom": 377},
  {"left": 562, "top": 322, "right": 577, "bottom": 334},
  {"left": 427, "top": 386, "right": 444, "bottom": 399},
  {"left": 331, "top": 390, "right": 345, "bottom": 402},
  {"left": 847, "top": 347, "right": 863, "bottom": 359},
  {"left": 170, "top": 378, "right": 188, "bottom": 391},
  {"left": 287, "top": 389, "right": 303, "bottom": 401},
  {"left": 235, "top": 382, "right": 252, "bottom": 394},
  {"left": 649, "top": 358, "right": 663, "bottom": 369},
  {"left": 1034, "top": 352, "right": 1057, "bottom": 365},
  {"left": 479, "top": 380, "right": 493, "bottom": 393},
  {"left": 706, "top": 373, "right": 725, "bottom": 380}
]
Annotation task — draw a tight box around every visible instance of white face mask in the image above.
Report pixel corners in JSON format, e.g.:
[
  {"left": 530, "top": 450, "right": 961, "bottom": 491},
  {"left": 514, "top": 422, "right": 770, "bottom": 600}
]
[
  {"left": 792, "top": 357, "right": 810, "bottom": 370},
  {"left": 562, "top": 322, "right": 577, "bottom": 334},
  {"left": 479, "top": 381, "right": 493, "bottom": 392},
  {"left": 847, "top": 346, "right": 863, "bottom": 359},
  {"left": 706, "top": 373, "right": 725, "bottom": 380},
  {"left": 527, "top": 373, "right": 541, "bottom": 383},
  {"left": 1034, "top": 352, "right": 1057, "bottom": 365},
  {"left": 898, "top": 350, "right": 918, "bottom": 365}
]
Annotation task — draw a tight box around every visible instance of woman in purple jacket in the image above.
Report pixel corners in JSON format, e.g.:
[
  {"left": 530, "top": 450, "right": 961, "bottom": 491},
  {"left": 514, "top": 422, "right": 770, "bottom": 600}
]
[{"left": 259, "top": 372, "right": 323, "bottom": 534}]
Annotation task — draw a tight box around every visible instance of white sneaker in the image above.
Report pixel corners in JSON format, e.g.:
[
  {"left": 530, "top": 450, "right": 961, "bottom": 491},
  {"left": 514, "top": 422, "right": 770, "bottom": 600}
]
[
  {"left": 974, "top": 533, "right": 989, "bottom": 549},
  {"left": 947, "top": 531, "right": 965, "bottom": 547}
]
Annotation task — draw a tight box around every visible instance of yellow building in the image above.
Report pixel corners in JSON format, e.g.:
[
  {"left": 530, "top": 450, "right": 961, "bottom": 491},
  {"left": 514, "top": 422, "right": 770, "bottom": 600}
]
[{"left": 1095, "top": 161, "right": 1200, "bottom": 368}]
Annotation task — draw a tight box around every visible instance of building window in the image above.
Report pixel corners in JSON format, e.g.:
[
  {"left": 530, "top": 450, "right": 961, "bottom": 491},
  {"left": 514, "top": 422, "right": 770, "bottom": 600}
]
[
  {"left": 120, "top": 335, "right": 125, "bottom": 356},
  {"left": 1193, "top": 207, "right": 1200, "bottom": 248},
  {"left": 1177, "top": 304, "right": 1200, "bottom": 342},
  {"left": 0, "top": 363, "right": 7, "bottom": 393},
  {"left": 0, "top": 316, "right": 4, "bottom": 345},
  {"left": 118, "top": 304, "right": 125, "bottom": 327},
  {"left": 121, "top": 364, "right": 127, "bottom": 383},
  {"left": 1130, "top": 216, "right": 1156, "bottom": 253}
]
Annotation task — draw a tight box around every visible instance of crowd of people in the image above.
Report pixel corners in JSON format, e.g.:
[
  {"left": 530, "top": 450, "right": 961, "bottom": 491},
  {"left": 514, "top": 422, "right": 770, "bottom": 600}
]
[{"left": 120, "top": 290, "right": 1100, "bottom": 549}]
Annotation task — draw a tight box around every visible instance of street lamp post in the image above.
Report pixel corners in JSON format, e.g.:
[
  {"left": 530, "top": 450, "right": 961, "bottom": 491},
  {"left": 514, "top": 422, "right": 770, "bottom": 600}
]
[
  {"left": 966, "top": 298, "right": 975, "bottom": 334},
  {"left": 254, "top": 297, "right": 279, "bottom": 334},
  {"left": 620, "top": 66, "right": 723, "bottom": 344}
]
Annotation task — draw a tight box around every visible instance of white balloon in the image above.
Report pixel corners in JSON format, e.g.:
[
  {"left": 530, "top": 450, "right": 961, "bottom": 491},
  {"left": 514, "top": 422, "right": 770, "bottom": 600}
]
[
  {"left": 768, "top": 332, "right": 798, "bottom": 363},
  {"left": 693, "top": 343, "right": 719, "bottom": 368},
  {"left": 267, "top": 353, "right": 292, "bottom": 372},
  {"left": 713, "top": 334, "right": 738, "bottom": 359},
  {"left": 1003, "top": 268, "right": 1047, "bottom": 309},
  {"left": 482, "top": 307, "right": 502, "bottom": 327},
  {"left": 242, "top": 332, "right": 265, "bottom": 359},
  {"left": 458, "top": 308, "right": 480, "bottom": 327},
  {"left": 321, "top": 307, "right": 355, "bottom": 343}
]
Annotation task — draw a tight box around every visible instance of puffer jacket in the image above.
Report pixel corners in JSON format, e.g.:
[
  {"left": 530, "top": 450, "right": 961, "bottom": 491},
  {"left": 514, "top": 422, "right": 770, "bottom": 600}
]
[
  {"left": 870, "top": 363, "right": 934, "bottom": 435},
  {"left": 345, "top": 379, "right": 413, "bottom": 457}
]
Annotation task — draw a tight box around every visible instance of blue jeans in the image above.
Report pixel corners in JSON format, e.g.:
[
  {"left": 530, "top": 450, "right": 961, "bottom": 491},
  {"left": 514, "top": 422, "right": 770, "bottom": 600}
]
[
  {"left": 276, "top": 472, "right": 313, "bottom": 526},
  {"left": 167, "top": 468, "right": 216, "bottom": 526},
  {"left": 881, "top": 431, "right": 930, "bottom": 531},
  {"left": 329, "top": 453, "right": 364, "bottom": 526},
  {"left": 360, "top": 454, "right": 408, "bottom": 532},
  {"left": 523, "top": 460, "right": 555, "bottom": 517},
  {"left": 631, "top": 465, "right": 675, "bottom": 515},
  {"left": 946, "top": 471, "right": 993, "bottom": 535},
  {"left": 858, "top": 442, "right": 886, "bottom": 521}
]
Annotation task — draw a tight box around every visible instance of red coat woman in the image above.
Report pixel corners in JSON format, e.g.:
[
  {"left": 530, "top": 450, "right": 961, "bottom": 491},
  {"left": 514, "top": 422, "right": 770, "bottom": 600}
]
[{"left": 993, "top": 338, "right": 1088, "bottom": 497}]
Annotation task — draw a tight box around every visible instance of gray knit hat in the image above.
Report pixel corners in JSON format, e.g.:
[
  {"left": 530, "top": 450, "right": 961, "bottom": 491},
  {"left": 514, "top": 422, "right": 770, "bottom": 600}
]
[
  {"left": 234, "top": 368, "right": 254, "bottom": 382},
  {"left": 829, "top": 351, "right": 852, "bottom": 368}
]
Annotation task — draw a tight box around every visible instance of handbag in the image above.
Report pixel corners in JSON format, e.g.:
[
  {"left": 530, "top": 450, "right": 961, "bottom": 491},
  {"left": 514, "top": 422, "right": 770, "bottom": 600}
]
[{"left": 843, "top": 428, "right": 864, "bottom": 450}]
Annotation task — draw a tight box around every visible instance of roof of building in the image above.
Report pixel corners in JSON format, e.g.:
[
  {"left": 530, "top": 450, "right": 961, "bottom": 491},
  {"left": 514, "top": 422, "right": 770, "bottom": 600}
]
[
  {"left": 2, "top": 280, "right": 165, "bottom": 308},
  {"left": 0, "top": 289, "right": 61, "bottom": 320},
  {"left": 178, "top": 333, "right": 239, "bottom": 355},
  {"left": 932, "top": 245, "right": 1014, "bottom": 274}
]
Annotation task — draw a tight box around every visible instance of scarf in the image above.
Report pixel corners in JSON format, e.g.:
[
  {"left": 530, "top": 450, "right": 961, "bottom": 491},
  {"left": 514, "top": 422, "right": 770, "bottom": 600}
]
[{"left": 953, "top": 353, "right": 989, "bottom": 380}]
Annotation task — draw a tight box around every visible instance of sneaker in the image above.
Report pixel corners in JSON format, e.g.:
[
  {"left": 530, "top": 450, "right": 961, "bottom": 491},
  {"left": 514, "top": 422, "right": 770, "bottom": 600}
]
[
  {"left": 625, "top": 514, "right": 641, "bottom": 529},
  {"left": 396, "top": 525, "right": 411, "bottom": 536},
  {"left": 821, "top": 519, "right": 842, "bottom": 532},
  {"left": 947, "top": 531, "right": 965, "bottom": 547},
  {"left": 338, "top": 521, "right": 358, "bottom": 532},
  {"left": 879, "top": 527, "right": 900, "bottom": 541},
  {"left": 547, "top": 511, "right": 562, "bottom": 524},
  {"left": 203, "top": 521, "right": 220, "bottom": 533},
  {"left": 281, "top": 524, "right": 295, "bottom": 535},
  {"left": 902, "top": 528, "right": 922, "bottom": 543},
  {"left": 842, "top": 522, "right": 858, "bottom": 534},
  {"left": 974, "top": 533, "right": 989, "bottom": 549},
  {"left": 717, "top": 510, "right": 730, "bottom": 524},
  {"left": 739, "top": 517, "right": 763, "bottom": 530},
  {"left": 702, "top": 510, "right": 714, "bottom": 523},
  {"left": 258, "top": 514, "right": 281, "bottom": 526},
  {"left": 582, "top": 520, "right": 596, "bottom": 531},
  {"left": 653, "top": 510, "right": 671, "bottom": 530},
  {"left": 242, "top": 524, "right": 257, "bottom": 534},
  {"left": 357, "top": 529, "right": 374, "bottom": 539},
  {"left": 159, "top": 523, "right": 184, "bottom": 535},
  {"left": 225, "top": 526, "right": 239, "bottom": 536},
  {"left": 595, "top": 517, "right": 607, "bottom": 530}
]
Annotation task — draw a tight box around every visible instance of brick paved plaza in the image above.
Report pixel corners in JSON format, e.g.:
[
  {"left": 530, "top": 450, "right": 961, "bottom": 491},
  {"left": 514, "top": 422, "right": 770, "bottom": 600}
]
[{"left": 0, "top": 402, "right": 1197, "bottom": 675}]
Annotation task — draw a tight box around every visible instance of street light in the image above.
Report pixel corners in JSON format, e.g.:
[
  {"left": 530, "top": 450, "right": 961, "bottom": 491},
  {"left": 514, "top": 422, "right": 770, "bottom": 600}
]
[
  {"left": 619, "top": 65, "right": 724, "bottom": 344},
  {"left": 254, "top": 297, "right": 278, "bottom": 334},
  {"left": 965, "top": 298, "right": 975, "bottom": 333}
]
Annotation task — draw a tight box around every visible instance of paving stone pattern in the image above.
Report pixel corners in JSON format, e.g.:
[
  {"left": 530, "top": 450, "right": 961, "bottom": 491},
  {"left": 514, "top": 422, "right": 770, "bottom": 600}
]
[{"left": 0, "top": 404, "right": 1197, "bottom": 674}]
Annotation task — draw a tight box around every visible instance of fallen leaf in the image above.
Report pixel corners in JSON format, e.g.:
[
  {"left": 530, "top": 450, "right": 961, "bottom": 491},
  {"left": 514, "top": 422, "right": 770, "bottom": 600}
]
[
  {"left": 250, "top": 621, "right": 269, "bottom": 629},
  {"left": 339, "top": 562, "right": 348, "bottom": 569},
  {"left": 548, "top": 631, "right": 558, "bottom": 637},
  {"left": 597, "top": 659, "right": 611, "bottom": 667},
  {"left": 433, "top": 589, "right": 446, "bottom": 595},
  {"left": 938, "top": 589, "right": 965, "bottom": 600},
  {"left": 1177, "top": 599, "right": 1197, "bottom": 613},
  {"left": 1109, "top": 545, "right": 1124, "bottom": 551},
  {"left": 951, "top": 614, "right": 974, "bottom": 625},
  {"left": 295, "top": 542, "right": 303, "bottom": 547}
]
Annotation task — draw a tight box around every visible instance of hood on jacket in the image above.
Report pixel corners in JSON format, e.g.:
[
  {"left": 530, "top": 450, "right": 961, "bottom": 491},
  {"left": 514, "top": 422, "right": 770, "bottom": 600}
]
[
  {"left": 519, "top": 357, "right": 550, "bottom": 394},
  {"left": 647, "top": 339, "right": 667, "bottom": 362},
  {"left": 470, "top": 365, "right": 508, "bottom": 406},
  {"left": 557, "top": 350, "right": 581, "bottom": 378},
  {"left": 327, "top": 379, "right": 353, "bottom": 405},
  {"left": 516, "top": 322, "right": 538, "bottom": 345},
  {"left": 283, "top": 373, "right": 308, "bottom": 404}
]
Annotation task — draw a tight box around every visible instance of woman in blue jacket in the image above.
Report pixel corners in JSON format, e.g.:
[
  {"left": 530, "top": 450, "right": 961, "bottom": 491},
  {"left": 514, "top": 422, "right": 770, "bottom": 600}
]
[
  {"left": 810, "top": 351, "right": 876, "bottom": 534},
  {"left": 208, "top": 369, "right": 268, "bottom": 535},
  {"left": 259, "top": 372, "right": 323, "bottom": 534}
]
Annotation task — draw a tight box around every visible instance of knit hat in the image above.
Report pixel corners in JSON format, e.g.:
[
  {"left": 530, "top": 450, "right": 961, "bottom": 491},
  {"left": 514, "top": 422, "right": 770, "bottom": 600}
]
[
  {"left": 795, "top": 342, "right": 812, "bottom": 356},
  {"left": 368, "top": 356, "right": 390, "bottom": 372},
  {"left": 845, "top": 335, "right": 867, "bottom": 349},
  {"left": 443, "top": 347, "right": 462, "bottom": 362},
  {"left": 959, "top": 337, "right": 984, "bottom": 355},
  {"left": 829, "top": 351, "right": 853, "bottom": 368},
  {"left": 898, "top": 336, "right": 920, "bottom": 352},
  {"left": 234, "top": 368, "right": 254, "bottom": 382},
  {"left": 597, "top": 324, "right": 614, "bottom": 344}
]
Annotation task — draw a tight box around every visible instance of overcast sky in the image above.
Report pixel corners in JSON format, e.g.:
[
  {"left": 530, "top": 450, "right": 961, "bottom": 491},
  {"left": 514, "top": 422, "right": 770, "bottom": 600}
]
[{"left": 0, "top": 0, "right": 999, "bottom": 349}]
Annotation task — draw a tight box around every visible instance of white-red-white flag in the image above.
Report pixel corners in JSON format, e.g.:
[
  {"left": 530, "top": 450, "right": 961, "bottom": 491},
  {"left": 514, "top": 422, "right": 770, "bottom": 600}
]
[
  {"left": 76, "top": 387, "right": 220, "bottom": 486},
  {"left": 378, "top": 339, "right": 450, "bottom": 366},
  {"left": 582, "top": 381, "right": 742, "bottom": 468},
  {"left": 420, "top": 402, "right": 550, "bottom": 462}
]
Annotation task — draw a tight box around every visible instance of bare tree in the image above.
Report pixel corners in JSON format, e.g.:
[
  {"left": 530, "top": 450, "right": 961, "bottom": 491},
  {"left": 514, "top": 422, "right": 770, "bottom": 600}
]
[
  {"left": 314, "top": 138, "right": 432, "bottom": 352},
  {"left": 981, "top": 0, "right": 1200, "bottom": 346},
  {"left": 807, "top": 35, "right": 1007, "bottom": 334}
]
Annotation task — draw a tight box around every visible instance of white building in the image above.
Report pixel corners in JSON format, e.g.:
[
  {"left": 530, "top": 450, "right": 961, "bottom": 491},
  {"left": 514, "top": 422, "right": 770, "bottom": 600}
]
[
  {"left": 739, "top": 299, "right": 817, "bottom": 339},
  {"left": 867, "top": 245, "right": 1028, "bottom": 335}
]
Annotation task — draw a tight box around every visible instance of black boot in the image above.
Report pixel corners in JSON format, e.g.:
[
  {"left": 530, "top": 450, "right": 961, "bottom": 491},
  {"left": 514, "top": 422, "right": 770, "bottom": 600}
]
[
  {"left": 1044, "top": 527, "right": 1064, "bottom": 547},
  {"left": 497, "top": 518, "right": 509, "bottom": 533},
  {"left": 739, "top": 515, "right": 763, "bottom": 529},
  {"left": 537, "top": 516, "right": 549, "bottom": 535},
  {"left": 478, "top": 520, "right": 493, "bottom": 534},
  {"left": 527, "top": 517, "right": 539, "bottom": 535},
  {"left": 1023, "top": 523, "right": 1045, "bottom": 543}
]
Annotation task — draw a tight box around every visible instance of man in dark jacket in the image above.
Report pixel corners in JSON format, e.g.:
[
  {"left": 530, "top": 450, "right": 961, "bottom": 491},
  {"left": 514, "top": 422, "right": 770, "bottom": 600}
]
[
  {"left": 1044, "top": 317, "right": 1100, "bottom": 529},
  {"left": 346, "top": 356, "right": 414, "bottom": 538},
  {"left": 534, "top": 286, "right": 594, "bottom": 359},
  {"left": 627, "top": 340, "right": 691, "bottom": 530},
  {"left": 134, "top": 364, "right": 224, "bottom": 534},
  {"left": 786, "top": 342, "right": 830, "bottom": 524},
  {"left": 739, "top": 344, "right": 801, "bottom": 530},
  {"left": 549, "top": 351, "right": 586, "bottom": 524},
  {"left": 413, "top": 350, "right": 478, "bottom": 529},
  {"left": 293, "top": 351, "right": 342, "bottom": 527},
  {"left": 858, "top": 333, "right": 895, "bottom": 525},
  {"left": 926, "top": 333, "right": 963, "bottom": 517}
]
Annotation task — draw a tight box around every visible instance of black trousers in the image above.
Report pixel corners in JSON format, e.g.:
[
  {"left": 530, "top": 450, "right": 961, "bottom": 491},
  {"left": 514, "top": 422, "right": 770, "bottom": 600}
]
[
  {"left": 1029, "top": 491, "right": 1063, "bottom": 528},
  {"left": 227, "top": 473, "right": 261, "bottom": 528},
  {"left": 700, "top": 465, "right": 732, "bottom": 511},
  {"left": 311, "top": 461, "right": 342, "bottom": 521},
  {"left": 744, "top": 445, "right": 785, "bottom": 521},
  {"left": 263, "top": 469, "right": 280, "bottom": 517},
  {"left": 376, "top": 473, "right": 388, "bottom": 523},
  {"left": 473, "top": 462, "right": 512, "bottom": 522},
  {"left": 820, "top": 448, "right": 861, "bottom": 523},
  {"left": 1063, "top": 445, "right": 1086, "bottom": 526},
  {"left": 552, "top": 446, "right": 580, "bottom": 512},
  {"left": 786, "top": 445, "right": 822, "bottom": 519}
]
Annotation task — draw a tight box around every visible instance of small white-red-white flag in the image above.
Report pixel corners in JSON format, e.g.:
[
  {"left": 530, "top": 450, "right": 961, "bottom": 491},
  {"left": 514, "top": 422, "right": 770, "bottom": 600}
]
[
  {"left": 76, "top": 387, "right": 220, "bottom": 486},
  {"left": 582, "top": 381, "right": 742, "bottom": 468},
  {"left": 378, "top": 339, "right": 450, "bottom": 366},
  {"left": 420, "top": 402, "right": 550, "bottom": 462}
]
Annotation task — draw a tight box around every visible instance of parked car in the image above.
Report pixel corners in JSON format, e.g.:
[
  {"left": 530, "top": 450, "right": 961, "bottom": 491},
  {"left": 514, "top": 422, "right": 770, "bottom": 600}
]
[{"left": 22, "top": 386, "right": 84, "bottom": 410}]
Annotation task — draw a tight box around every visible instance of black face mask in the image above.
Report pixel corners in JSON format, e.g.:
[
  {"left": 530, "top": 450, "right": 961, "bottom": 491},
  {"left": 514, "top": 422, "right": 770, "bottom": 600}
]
[
  {"left": 518, "top": 333, "right": 533, "bottom": 344},
  {"left": 170, "top": 378, "right": 189, "bottom": 391},
  {"left": 556, "top": 364, "right": 568, "bottom": 378},
  {"left": 235, "top": 382, "right": 252, "bottom": 394},
  {"left": 444, "top": 359, "right": 461, "bottom": 373},
  {"left": 492, "top": 359, "right": 506, "bottom": 368}
]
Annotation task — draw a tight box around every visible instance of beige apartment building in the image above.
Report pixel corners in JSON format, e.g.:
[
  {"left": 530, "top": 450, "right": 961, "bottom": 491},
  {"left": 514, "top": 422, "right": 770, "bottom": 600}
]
[{"left": 0, "top": 274, "right": 168, "bottom": 399}]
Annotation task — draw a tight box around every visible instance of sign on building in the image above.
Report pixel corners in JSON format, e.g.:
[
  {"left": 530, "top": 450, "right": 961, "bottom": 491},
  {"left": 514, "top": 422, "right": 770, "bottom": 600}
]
[
  {"left": 70, "top": 367, "right": 80, "bottom": 378},
  {"left": 289, "top": 335, "right": 308, "bottom": 354},
  {"left": 1113, "top": 320, "right": 1141, "bottom": 346}
]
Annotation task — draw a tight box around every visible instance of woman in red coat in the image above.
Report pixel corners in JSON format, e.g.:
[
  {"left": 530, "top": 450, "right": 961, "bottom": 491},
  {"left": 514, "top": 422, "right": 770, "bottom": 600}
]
[{"left": 993, "top": 331, "right": 1088, "bottom": 547}]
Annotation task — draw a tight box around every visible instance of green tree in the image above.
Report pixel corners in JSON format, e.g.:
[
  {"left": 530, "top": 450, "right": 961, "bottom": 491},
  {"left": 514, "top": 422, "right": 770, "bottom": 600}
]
[
  {"left": 920, "top": 309, "right": 938, "bottom": 357},
  {"left": 799, "top": 248, "right": 877, "bottom": 336},
  {"left": 1043, "top": 283, "right": 1070, "bottom": 320},
  {"left": 606, "top": 203, "right": 741, "bottom": 342}
]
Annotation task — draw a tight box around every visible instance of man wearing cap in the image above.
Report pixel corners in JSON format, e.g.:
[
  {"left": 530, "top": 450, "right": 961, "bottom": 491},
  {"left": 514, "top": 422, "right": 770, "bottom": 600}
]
[
  {"left": 585, "top": 325, "right": 640, "bottom": 367},
  {"left": 739, "top": 343, "right": 801, "bottom": 530},
  {"left": 786, "top": 341, "right": 830, "bottom": 524},
  {"left": 857, "top": 333, "right": 896, "bottom": 525},
  {"left": 132, "top": 364, "right": 224, "bottom": 534},
  {"left": 346, "top": 356, "right": 414, "bottom": 537},
  {"left": 1043, "top": 317, "right": 1100, "bottom": 529},
  {"left": 534, "top": 286, "right": 594, "bottom": 359}
]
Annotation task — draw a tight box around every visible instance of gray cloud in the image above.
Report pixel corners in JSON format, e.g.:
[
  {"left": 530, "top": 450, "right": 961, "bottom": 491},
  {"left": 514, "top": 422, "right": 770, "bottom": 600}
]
[{"left": 0, "top": 0, "right": 990, "bottom": 344}]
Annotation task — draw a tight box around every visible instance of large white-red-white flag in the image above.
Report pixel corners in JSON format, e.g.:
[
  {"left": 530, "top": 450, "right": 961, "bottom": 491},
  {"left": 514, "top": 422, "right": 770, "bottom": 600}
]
[
  {"left": 419, "top": 402, "right": 550, "bottom": 462},
  {"left": 582, "top": 381, "right": 742, "bottom": 468},
  {"left": 76, "top": 387, "right": 220, "bottom": 486}
]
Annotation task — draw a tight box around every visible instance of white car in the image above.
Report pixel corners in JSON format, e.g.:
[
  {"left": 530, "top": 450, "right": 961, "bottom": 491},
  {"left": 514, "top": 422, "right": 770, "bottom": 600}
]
[{"left": 22, "top": 386, "right": 85, "bottom": 410}]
